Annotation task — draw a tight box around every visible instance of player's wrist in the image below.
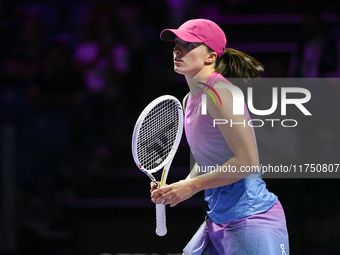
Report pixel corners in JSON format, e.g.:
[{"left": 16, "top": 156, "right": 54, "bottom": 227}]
[{"left": 188, "top": 178, "right": 204, "bottom": 194}]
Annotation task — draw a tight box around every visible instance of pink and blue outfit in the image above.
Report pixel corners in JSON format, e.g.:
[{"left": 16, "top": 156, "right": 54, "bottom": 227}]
[{"left": 183, "top": 72, "right": 289, "bottom": 255}]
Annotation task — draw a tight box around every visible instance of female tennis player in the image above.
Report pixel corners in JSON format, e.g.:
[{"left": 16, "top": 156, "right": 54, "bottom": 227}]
[{"left": 150, "top": 19, "right": 289, "bottom": 255}]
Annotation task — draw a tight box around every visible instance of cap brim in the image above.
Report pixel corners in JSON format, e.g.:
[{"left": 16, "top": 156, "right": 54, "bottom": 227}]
[{"left": 160, "top": 29, "right": 203, "bottom": 43}]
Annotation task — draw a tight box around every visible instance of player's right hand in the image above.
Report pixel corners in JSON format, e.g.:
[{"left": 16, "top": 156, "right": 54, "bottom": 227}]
[{"left": 150, "top": 181, "right": 160, "bottom": 193}]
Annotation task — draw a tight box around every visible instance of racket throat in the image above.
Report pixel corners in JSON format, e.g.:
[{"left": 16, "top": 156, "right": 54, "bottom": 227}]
[
  {"left": 148, "top": 167, "right": 167, "bottom": 189},
  {"left": 148, "top": 174, "right": 159, "bottom": 189},
  {"left": 160, "top": 168, "right": 167, "bottom": 187}
]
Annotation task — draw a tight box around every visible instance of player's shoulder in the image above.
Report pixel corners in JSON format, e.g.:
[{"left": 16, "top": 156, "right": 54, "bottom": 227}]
[
  {"left": 205, "top": 81, "right": 241, "bottom": 119},
  {"left": 207, "top": 81, "right": 234, "bottom": 106}
]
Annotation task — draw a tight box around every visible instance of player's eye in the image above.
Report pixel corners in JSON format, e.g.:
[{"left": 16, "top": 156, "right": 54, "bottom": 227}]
[{"left": 174, "top": 40, "right": 192, "bottom": 47}]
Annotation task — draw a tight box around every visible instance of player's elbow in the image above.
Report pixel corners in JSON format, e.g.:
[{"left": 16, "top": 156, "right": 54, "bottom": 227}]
[{"left": 240, "top": 154, "right": 259, "bottom": 169}]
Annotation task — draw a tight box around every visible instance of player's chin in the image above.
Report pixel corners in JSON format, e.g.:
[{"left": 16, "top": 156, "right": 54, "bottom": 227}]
[{"left": 174, "top": 66, "right": 185, "bottom": 75}]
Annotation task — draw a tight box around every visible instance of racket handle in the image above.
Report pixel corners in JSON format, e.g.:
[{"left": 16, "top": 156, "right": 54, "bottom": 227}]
[{"left": 155, "top": 203, "right": 167, "bottom": 236}]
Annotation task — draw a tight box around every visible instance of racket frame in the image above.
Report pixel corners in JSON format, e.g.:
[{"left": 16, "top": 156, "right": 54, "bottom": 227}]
[{"left": 131, "top": 95, "right": 184, "bottom": 236}]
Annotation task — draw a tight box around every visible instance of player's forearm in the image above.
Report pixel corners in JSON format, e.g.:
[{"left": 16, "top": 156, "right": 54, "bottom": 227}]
[
  {"left": 185, "top": 162, "right": 199, "bottom": 180},
  {"left": 189, "top": 157, "right": 259, "bottom": 193}
]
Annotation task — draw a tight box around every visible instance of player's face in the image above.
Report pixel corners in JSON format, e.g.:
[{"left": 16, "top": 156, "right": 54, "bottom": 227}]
[{"left": 173, "top": 37, "right": 210, "bottom": 77}]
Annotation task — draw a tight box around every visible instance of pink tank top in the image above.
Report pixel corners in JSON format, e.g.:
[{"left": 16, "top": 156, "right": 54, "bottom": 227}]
[
  {"left": 184, "top": 72, "right": 277, "bottom": 223},
  {"left": 185, "top": 72, "right": 257, "bottom": 167}
]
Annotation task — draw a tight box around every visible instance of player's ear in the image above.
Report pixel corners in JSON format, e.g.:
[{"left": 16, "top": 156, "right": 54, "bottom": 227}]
[{"left": 205, "top": 51, "right": 218, "bottom": 65}]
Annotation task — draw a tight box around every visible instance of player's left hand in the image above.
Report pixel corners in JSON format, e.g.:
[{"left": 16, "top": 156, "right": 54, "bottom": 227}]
[{"left": 151, "top": 179, "right": 197, "bottom": 207}]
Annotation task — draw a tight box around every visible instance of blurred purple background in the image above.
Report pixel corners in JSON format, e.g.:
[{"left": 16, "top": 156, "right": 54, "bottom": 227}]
[{"left": 0, "top": 0, "right": 340, "bottom": 254}]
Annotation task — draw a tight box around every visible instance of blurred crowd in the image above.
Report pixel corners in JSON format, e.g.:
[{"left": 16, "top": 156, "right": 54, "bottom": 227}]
[
  {"left": 1, "top": 0, "right": 340, "bottom": 254},
  {"left": 0, "top": 0, "right": 174, "bottom": 253}
]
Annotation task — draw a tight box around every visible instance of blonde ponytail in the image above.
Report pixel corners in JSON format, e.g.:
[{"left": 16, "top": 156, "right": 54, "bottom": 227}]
[{"left": 213, "top": 48, "right": 264, "bottom": 88}]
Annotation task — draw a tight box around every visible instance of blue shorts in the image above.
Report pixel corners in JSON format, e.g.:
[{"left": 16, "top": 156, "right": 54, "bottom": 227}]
[{"left": 183, "top": 200, "right": 289, "bottom": 255}]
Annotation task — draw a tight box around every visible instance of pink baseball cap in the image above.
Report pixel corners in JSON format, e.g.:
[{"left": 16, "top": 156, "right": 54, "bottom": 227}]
[{"left": 160, "top": 19, "right": 227, "bottom": 57}]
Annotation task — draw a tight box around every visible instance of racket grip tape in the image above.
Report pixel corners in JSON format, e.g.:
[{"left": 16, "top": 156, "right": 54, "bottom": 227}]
[{"left": 155, "top": 203, "right": 167, "bottom": 236}]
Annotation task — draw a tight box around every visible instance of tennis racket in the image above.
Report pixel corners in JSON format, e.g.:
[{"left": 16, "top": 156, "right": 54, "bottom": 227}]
[{"left": 132, "top": 95, "right": 183, "bottom": 236}]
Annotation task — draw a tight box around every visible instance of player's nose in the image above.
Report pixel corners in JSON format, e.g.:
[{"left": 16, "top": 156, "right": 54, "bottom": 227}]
[{"left": 173, "top": 44, "right": 181, "bottom": 55}]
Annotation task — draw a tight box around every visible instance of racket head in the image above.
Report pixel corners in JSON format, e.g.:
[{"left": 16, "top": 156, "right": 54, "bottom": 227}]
[{"left": 132, "top": 95, "right": 183, "bottom": 174}]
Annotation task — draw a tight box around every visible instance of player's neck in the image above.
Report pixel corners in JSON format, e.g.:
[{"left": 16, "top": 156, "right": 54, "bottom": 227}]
[{"left": 185, "top": 68, "right": 215, "bottom": 97}]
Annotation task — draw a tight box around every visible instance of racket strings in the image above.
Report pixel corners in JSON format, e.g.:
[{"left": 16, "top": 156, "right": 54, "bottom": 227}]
[{"left": 137, "top": 99, "right": 180, "bottom": 170}]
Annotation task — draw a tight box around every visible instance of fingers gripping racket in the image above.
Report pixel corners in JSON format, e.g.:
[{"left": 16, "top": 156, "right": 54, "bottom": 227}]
[{"left": 132, "top": 95, "right": 183, "bottom": 236}]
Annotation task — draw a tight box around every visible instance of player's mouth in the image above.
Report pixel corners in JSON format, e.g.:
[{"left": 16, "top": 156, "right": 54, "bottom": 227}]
[{"left": 174, "top": 57, "right": 182, "bottom": 65}]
